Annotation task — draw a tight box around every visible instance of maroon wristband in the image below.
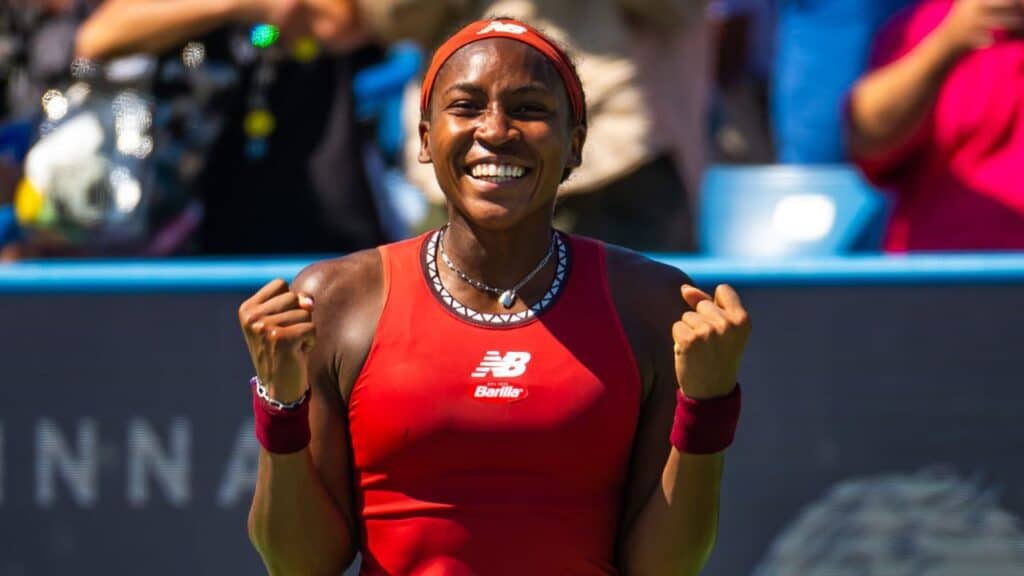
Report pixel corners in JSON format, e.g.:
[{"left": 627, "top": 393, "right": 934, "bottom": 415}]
[
  {"left": 670, "top": 384, "right": 742, "bottom": 454},
  {"left": 251, "top": 381, "right": 311, "bottom": 454}
]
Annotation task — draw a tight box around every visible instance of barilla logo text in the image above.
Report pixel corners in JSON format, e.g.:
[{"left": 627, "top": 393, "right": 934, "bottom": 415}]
[
  {"left": 470, "top": 351, "right": 531, "bottom": 403},
  {"left": 471, "top": 383, "right": 529, "bottom": 403},
  {"left": 477, "top": 21, "right": 527, "bottom": 35}
]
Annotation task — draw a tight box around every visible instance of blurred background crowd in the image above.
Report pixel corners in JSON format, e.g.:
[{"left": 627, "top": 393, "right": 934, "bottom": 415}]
[{"left": 1, "top": 0, "right": 1021, "bottom": 261}]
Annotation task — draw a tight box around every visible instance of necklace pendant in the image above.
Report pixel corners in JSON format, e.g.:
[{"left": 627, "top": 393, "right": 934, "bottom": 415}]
[{"left": 499, "top": 290, "right": 516, "bottom": 309}]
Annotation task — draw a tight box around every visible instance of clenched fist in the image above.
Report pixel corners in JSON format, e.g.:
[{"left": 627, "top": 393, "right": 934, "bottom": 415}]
[
  {"left": 672, "top": 284, "right": 751, "bottom": 400},
  {"left": 239, "top": 278, "right": 316, "bottom": 404}
]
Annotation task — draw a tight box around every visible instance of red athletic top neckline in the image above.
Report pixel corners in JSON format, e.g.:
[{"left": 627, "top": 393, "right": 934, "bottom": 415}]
[{"left": 419, "top": 228, "right": 572, "bottom": 329}]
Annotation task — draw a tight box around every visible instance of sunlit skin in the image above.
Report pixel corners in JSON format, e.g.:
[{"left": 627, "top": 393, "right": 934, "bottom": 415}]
[
  {"left": 239, "top": 25, "right": 750, "bottom": 576},
  {"left": 417, "top": 39, "right": 586, "bottom": 313}
]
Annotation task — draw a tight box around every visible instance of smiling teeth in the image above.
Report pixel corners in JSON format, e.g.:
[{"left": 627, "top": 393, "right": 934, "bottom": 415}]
[{"left": 470, "top": 164, "right": 526, "bottom": 179}]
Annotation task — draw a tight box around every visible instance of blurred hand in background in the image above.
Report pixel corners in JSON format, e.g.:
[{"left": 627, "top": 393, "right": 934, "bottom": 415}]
[
  {"left": 76, "top": 0, "right": 369, "bottom": 61},
  {"left": 233, "top": 0, "right": 366, "bottom": 49},
  {"left": 302, "top": 0, "right": 369, "bottom": 51},
  {"left": 936, "top": 0, "right": 1024, "bottom": 54}
]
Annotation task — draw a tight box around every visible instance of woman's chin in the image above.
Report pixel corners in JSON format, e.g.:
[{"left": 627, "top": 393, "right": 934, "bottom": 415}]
[{"left": 455, "top": 198, "right": 534, "bottom": 230}]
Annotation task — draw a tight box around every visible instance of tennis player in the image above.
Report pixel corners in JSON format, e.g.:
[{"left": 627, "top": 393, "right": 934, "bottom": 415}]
[{"left": 239, "top": 18, "right": 751, "bottom": 575}]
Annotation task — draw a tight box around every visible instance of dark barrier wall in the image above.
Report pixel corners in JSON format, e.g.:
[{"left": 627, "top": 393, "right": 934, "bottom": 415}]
[{"left": 1, "top": 256, "right": 1023, "bottom": 575}]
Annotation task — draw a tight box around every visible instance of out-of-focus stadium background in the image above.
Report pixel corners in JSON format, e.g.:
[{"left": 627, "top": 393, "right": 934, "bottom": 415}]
[{"left": 1, "top": 0, "right": 1023, "bottom": 574}]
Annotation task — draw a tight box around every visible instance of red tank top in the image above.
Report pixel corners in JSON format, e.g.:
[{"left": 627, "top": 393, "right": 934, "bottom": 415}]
[{"left": 349, "top": 230, "right": 641, "bottom": 575}]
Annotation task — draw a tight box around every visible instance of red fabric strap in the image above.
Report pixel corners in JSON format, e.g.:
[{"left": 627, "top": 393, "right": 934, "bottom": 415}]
[
  {"left": 420, "top": 19, "right": 586, "bottom": 126},
  {"left": 670, "top": 384, "right": 742, "bottom": 454},
  {"left": 251, "top": 383, "right": 310, "bottom": 454}
]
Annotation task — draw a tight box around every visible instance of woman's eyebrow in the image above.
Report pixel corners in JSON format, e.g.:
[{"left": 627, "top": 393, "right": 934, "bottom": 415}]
[
  {"left": 507, "top": 83, "right": 554, "bottom": 96},
  {"left": 442, "top": 82, "right": 554, "bottom": 98},
  {"left": 442, "top": 82, "right": 486, "bottom": 97}
]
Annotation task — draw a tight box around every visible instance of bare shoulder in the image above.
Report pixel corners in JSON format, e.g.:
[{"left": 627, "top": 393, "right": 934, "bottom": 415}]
[
  {"left": 290, "top": 248, "right": 386, "bottom": 401},
  {"left": 602, "top": 242, "right": 690, "bottom": 400},
  {"left": 603, "top": 243, "right": 690, "bottom": 328},
  {"left": 291, "top": 248, "right": 384, "bottom": 311}
]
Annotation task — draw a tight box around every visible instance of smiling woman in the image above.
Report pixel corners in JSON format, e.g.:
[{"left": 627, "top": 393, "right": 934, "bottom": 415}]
[
  {"left": 416, "top": 22, "right": 585, "bottom": 244},
  {"left": 241, "top": 18, "right": 750, "bottom": 576}
]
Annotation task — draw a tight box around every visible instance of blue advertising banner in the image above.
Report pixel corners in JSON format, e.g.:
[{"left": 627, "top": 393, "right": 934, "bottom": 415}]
[{"left": 1, "top": 256, "right": 1023, "bottom": 575}]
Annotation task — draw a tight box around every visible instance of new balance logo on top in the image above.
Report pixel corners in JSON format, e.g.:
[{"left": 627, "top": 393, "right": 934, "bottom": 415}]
[
  {"left": 471, "top": 351, "right": 531, "bottom": 378},
  {"left": 477, "top": 21, "right": 527, "bottom": 35}
]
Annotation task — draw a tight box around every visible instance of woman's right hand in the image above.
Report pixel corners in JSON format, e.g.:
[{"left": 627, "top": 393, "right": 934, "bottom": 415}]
[
  {"left": 239, "top": 278, "right": 317, "bottom": 403},
  {"left": 938, "top": 0, "right": 1024, "bottom": 55}
]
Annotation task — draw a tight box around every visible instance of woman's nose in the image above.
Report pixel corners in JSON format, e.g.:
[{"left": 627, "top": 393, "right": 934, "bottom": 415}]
[{"left": 475, "top": 107, "right": 516, "bottom": 146}]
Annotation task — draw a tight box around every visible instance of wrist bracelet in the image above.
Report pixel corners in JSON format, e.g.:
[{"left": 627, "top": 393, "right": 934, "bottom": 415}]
[
  {"left": 670, "top": 384, "right": 742, "bottom": 455},
  {"left": 252, "top": 376, "right": 310, "bottom": 411},
  {"left": 250, "top": 377, "right": 311, "bottom": 454}
]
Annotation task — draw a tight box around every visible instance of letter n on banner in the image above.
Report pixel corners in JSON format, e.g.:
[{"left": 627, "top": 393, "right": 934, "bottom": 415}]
[
  {"left": 36, "top": 418, "right": 98, "bottom": 508},
  {"left": 127, "top": 418, "right": 191, "bottom": 508}
]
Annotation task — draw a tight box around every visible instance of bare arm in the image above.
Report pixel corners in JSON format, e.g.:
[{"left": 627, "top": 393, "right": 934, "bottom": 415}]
[
  {"left": 621, "top": 369, "right": 725, "bottom": 575},
  {"left": 240, "top": 274, "right": 355, "bottom": 575},
  {"left": 249, "top": 425, "right": 357, "bottom": 576},
  {"left": 627, "top": 452, "right": 724, "bottom": 576},
  {"left": 846, "top": 22, "right": 961, "bottom": 159},
  {"left": 610, "top": 250, "right": 749, "bottom": 575},
  {"left": 242, "top": 252, "right": 384, "bottom": 575},
  {"left": 847, "top": 0, "right": 1024, "bottom": 159},
  {"left": 247, "top": 334, "right": 357, "bottom": 576},
  {"left": 74, "top": 0, "right": 352, "bottom": 60},
  {"left": 76, "top": 0, "right": 247, "bottom": 59}
]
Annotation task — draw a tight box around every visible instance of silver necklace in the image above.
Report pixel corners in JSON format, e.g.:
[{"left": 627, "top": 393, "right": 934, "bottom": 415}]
[{"left": 438, "top": 225, "right": 556, "bottom": 309}]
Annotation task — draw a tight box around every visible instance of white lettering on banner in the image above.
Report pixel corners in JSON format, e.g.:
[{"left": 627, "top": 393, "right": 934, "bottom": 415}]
[
  {"left": 126, "top": 418, "right": 191, "bottom": 507},
  {"left": 216, "top": 420, "right": 258, "bottom": 508},
  {"left": 36, "top": 418, "right": 98, "bottom": 508},
  {"left": 0, "top": 417, "right": 258, "bottom": 509}
]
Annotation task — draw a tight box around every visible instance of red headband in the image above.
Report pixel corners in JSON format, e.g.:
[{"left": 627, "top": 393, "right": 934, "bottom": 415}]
[{"left": 420, "top": 19, "right": 586, "bottom": 126}]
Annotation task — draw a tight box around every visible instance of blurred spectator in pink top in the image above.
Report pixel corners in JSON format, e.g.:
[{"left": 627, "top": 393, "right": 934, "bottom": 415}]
[{"left": 846, "top": 0, "right": 1024, "bottom": 251}]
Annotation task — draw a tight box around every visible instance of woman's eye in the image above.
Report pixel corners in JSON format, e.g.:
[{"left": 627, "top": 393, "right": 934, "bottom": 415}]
[
  {"left": 449, "top": 101, "right": 480, "bottom": 112},
  {"left": 515, "top": 104, "right": 548, "bottom": 114}
]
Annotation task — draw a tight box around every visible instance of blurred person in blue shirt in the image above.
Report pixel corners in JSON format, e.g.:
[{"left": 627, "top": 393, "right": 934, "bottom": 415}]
[{"left": 773, "top": 0, "right": 917, "bottom": 163}]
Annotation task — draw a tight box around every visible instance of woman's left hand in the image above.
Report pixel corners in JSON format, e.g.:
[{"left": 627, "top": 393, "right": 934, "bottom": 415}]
[{"left": 671, "top": 284, "right": 752, "bottom": 399}]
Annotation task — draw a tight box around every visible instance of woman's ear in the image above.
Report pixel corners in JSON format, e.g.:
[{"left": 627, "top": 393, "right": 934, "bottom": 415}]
[
  {"left": 568, "top": 124, "right": 586, "bottom": 169},
  {"left": 418, "top": 120, "right": 432, "bottom": 164}
]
